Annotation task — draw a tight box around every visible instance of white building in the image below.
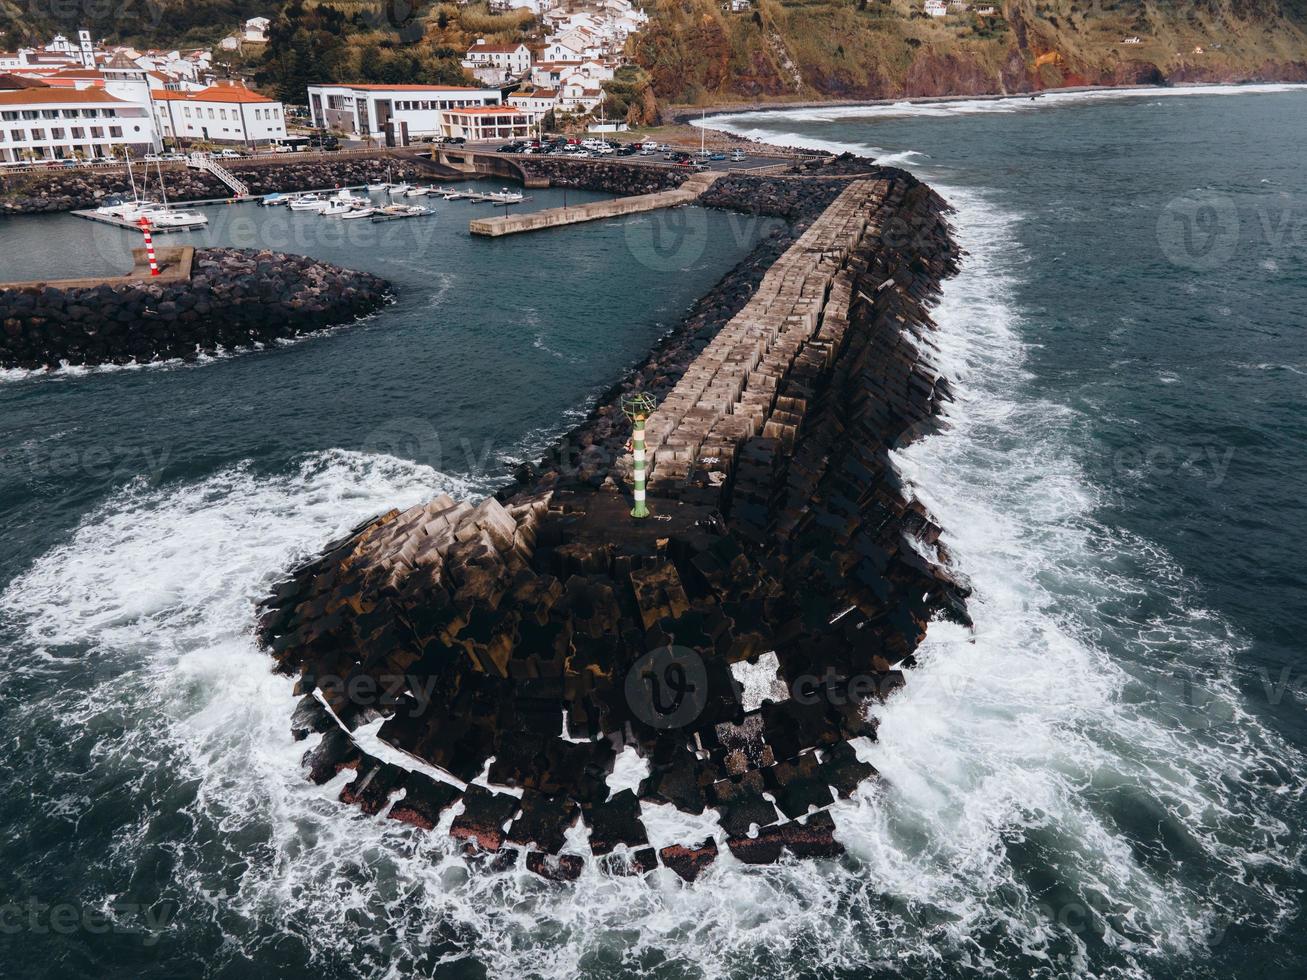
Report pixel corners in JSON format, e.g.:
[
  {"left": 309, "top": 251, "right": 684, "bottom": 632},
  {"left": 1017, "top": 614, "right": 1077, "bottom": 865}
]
[
  {"left": 306, "top": 83, "right": 503, "bottom": 138},
  {"left": 507, "top": 88, "right": 559, "bottom": 119},
  {"left": 924, "top": 0, "right": 947, "bottom": 16},
  {"left": 244, "top": 17, "right": 271, "bottom": 43},
  {"left": 0, "top": 86, "right": 155, "bottom": 163},
  {"left": 462, "top": 40, "right": 532, "bottom": 84},
  {"left": 558, "top": 79, "right": 603, "bottom": 114},
  {"left": 152, "top": 82, "right": 286, "bottom": 146},
  {"left": 438, "top": 105, "right": 534, "bottom": 142},
  {"left": 0, "top": 51, "right": 32, "bottom": 70}
]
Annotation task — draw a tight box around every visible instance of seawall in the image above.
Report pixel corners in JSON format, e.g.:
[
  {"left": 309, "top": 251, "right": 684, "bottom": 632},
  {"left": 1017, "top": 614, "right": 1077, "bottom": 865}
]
[
  {"left": 0, "top": 247, "right": 389, "bottom": 371},
  {"left": 255, "top": 164, "right": 970, "bottom": 881},
  {"left": 0, "top": 155, "right": 433, "bottom": 216}
]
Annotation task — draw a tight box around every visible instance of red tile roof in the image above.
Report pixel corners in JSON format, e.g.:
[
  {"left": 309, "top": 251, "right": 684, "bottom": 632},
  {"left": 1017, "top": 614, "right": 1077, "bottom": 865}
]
[
  {"left": 192, "top": 82, "right": 275, "bottom": 104},
  {"left": 0, "top": 87, "right": 128, "bottom": 105},
  {"left": 467, "top": 43, "right": 528, "bottom": 54},
  {"left": 335, "top": 83, "right": 488, "bottom": 92}
]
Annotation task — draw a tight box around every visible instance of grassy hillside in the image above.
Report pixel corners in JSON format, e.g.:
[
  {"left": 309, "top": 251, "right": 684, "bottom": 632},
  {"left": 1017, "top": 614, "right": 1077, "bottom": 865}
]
[{"left": 633, "top": 0, "right": 1307, "bottom": 104}]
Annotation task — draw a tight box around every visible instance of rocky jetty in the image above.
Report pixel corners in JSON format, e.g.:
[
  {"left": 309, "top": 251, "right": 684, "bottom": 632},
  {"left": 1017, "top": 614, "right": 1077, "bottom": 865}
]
[
  {"left": 0, "top": 248, "right": 389, "bottom": 371},
  {"left": 256, "top": 164, "right": 970, "bottom": 881},
  {"left": 0, "top": 156, "right": 428, "bottom": 215}
]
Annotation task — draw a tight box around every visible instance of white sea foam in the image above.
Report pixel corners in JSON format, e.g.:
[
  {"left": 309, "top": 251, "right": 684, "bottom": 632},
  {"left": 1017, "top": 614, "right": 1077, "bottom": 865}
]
[{"left": 701, "top": 82, "right": 1307, "bottom": 135}]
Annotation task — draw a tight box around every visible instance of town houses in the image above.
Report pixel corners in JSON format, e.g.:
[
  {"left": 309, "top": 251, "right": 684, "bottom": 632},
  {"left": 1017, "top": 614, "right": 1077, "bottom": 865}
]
[
  {"left": 152, "top": 82, "right": 287, "bottom": 147},
  {"left": 1, "top": 0, "right": 652, "bottom": 163},
  {"left": 462, "top": 40, "right": 533, "bottom": 85},
  {"left": 0, "top": 87, "right": 155, "bottom": 164}
]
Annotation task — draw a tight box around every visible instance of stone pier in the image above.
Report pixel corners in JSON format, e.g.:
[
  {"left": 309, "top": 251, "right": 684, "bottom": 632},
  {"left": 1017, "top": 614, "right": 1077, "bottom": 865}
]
[
  {"left": 469, "top": 171, "right": 721, "bottom": 237},
  {"left": 640, "top": 178, "right": 885, "bottom": 488},
  {"left": 257, "top": 165, "right": 970, "bottom": 880}
]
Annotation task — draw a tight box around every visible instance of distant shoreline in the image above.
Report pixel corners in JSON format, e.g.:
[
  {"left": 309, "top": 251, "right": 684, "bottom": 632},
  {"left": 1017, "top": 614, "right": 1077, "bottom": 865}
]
[{"left": 670, "top": 79, "right": 1307, "bottom": 125}]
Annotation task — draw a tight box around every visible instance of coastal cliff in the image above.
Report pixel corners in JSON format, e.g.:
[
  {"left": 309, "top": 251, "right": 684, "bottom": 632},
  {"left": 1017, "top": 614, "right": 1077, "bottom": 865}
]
[
  {"left": 255, "top": 163, "right": 971, "bottom": 879},
  {"left": 636, "top": 0, "right": 1307, "bottom": 104}
]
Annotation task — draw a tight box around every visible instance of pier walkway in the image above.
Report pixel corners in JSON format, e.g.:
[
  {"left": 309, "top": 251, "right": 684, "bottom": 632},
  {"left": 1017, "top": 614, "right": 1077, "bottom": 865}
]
[
  {"left": 468, "top": 171, "right": 722, "bottom": 237},
  {"left": 638, "top": 178, "right": 890, "bottom": 487}
]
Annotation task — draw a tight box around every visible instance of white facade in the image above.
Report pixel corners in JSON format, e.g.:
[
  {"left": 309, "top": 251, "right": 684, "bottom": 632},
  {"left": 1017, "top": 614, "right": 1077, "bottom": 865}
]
[
  {"left": 244, "top": 17, "right": 271, "bottom": 42},
  {"left": 507, "top": 88, "right": 559, "bottom": 119},
  {"left": 0, "top": 88, "right": 154, "bottom": 163},
  {"left": 439, "top": 106, "right": 534, "bottom": 141},
  {"left": 306, "top": 83, "right": 502, "bottom": 138},
  {"left": 463, "top": 40, "right": 532, "bottom": 78},
  {"left": 152, "top": 83, "right": 286, "bottom": 145},
  {"left": 924, "top": 0, "right": 947, "bottom": 16}
]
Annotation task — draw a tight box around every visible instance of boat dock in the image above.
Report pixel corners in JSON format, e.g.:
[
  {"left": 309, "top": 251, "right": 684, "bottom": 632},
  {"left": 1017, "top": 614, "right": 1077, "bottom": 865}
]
[
  {"left": 70, "top": 209, "right": 209, "bottom": 232},
  {"left": 468, "top": 171, "right": 721, "bottom": 237}
]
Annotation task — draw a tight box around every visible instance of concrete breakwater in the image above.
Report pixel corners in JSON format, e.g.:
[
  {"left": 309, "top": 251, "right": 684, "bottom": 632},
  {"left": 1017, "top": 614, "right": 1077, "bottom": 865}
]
[
  {"left": 0, "top": 156, "right": 430, "bottom": 215},
  {"left": 255, "top": 164, "right": 970, "bottom": 881},
  {"left": 470, "top": 171, "right": 721, "bottom": 237},
  {"left": 0, "top": 247, "right": 389, "bottom": 371}
]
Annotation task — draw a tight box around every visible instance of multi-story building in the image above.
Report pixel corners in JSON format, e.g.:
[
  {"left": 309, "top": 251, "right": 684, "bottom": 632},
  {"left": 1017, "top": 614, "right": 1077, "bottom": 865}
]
[
  {"left": 438, "top": 105, "right": 534, "bottom": 142},
  {"left": 0, "top": 86, "right": 155, "bottom": 163},
  {"left": 151, "top": 82, "right": 287, "bottom": 146},
  {"left": 306, "top": 83, "right": 503, "bottom": 138},
  {"left": 462, "top": 40, "right": 532, "bottom": 84},
  {"left": 507, "top": 88, "right": 559, "bottom": 120}
]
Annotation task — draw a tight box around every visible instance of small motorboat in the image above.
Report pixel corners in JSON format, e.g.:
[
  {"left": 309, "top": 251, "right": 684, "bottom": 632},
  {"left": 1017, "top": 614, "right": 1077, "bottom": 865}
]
[
  {"left": 137, "top": 204, "right": 209, "bottom": 228},
  {"left": 340, "top": 206, "right": 377, "bottom": 220},
  {"left": 319, "top": 200, "right": 353, "bottom": 216},
  {"left": 487, "top": 189, "right": 524, "bottom": 204},
  {"left": 287, "top": 193, "right": 326, "bottom": 211},
  {"left": 388, "top": 183, "right": 412, "bottom": 195},
  {"left": 404, "top": 186, "right": 435, "bottom": 198},
  {"left": 371, "top": 204, "right": 432, "bottom": 222},
  {"left": 365, "top": 182, "right": 389, "bottom": 192},
  {"left": 260, "top": 192, "right": 286, "bottom": 206}
]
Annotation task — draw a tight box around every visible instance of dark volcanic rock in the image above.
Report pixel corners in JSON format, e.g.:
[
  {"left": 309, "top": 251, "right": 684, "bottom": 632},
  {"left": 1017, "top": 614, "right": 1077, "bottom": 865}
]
[
  {"left": 256, "top": 163, "right": 971, "bottom": 879},
  {"left": 0, "top": 247, "right": 390, "bottom": 371}
]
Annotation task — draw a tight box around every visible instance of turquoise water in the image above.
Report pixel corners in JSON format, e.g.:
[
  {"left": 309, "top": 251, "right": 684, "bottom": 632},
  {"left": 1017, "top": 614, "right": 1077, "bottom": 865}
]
[{"left": 1, "top": 87, "right": 1305, "bottom": 978}]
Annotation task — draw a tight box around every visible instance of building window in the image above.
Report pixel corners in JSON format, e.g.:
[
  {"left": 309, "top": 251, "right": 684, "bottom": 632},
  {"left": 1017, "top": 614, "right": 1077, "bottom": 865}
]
[
  {"left": 109, "top": 126, "right": 122, "bottom": 137},
  {"left": 9, "top": 130, "right": 22, "bottom": 142}
]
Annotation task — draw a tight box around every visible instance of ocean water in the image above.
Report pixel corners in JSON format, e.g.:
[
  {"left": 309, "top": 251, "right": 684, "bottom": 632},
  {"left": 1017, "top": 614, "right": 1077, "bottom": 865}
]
[{"left": 0, "top": 87, "right": 1304, "bottom": 979}]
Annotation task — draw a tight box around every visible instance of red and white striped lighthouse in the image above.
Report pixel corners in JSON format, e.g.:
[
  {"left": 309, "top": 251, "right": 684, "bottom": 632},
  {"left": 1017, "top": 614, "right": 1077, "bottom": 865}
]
[{"left": 136, "top": 215, "right": 160, "bottom": 277}]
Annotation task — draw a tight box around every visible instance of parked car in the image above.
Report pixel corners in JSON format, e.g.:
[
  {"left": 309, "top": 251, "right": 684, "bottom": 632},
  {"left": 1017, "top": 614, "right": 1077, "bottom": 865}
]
[{"left": 710, "top": 152, "right": 727, "bottom": 161}]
